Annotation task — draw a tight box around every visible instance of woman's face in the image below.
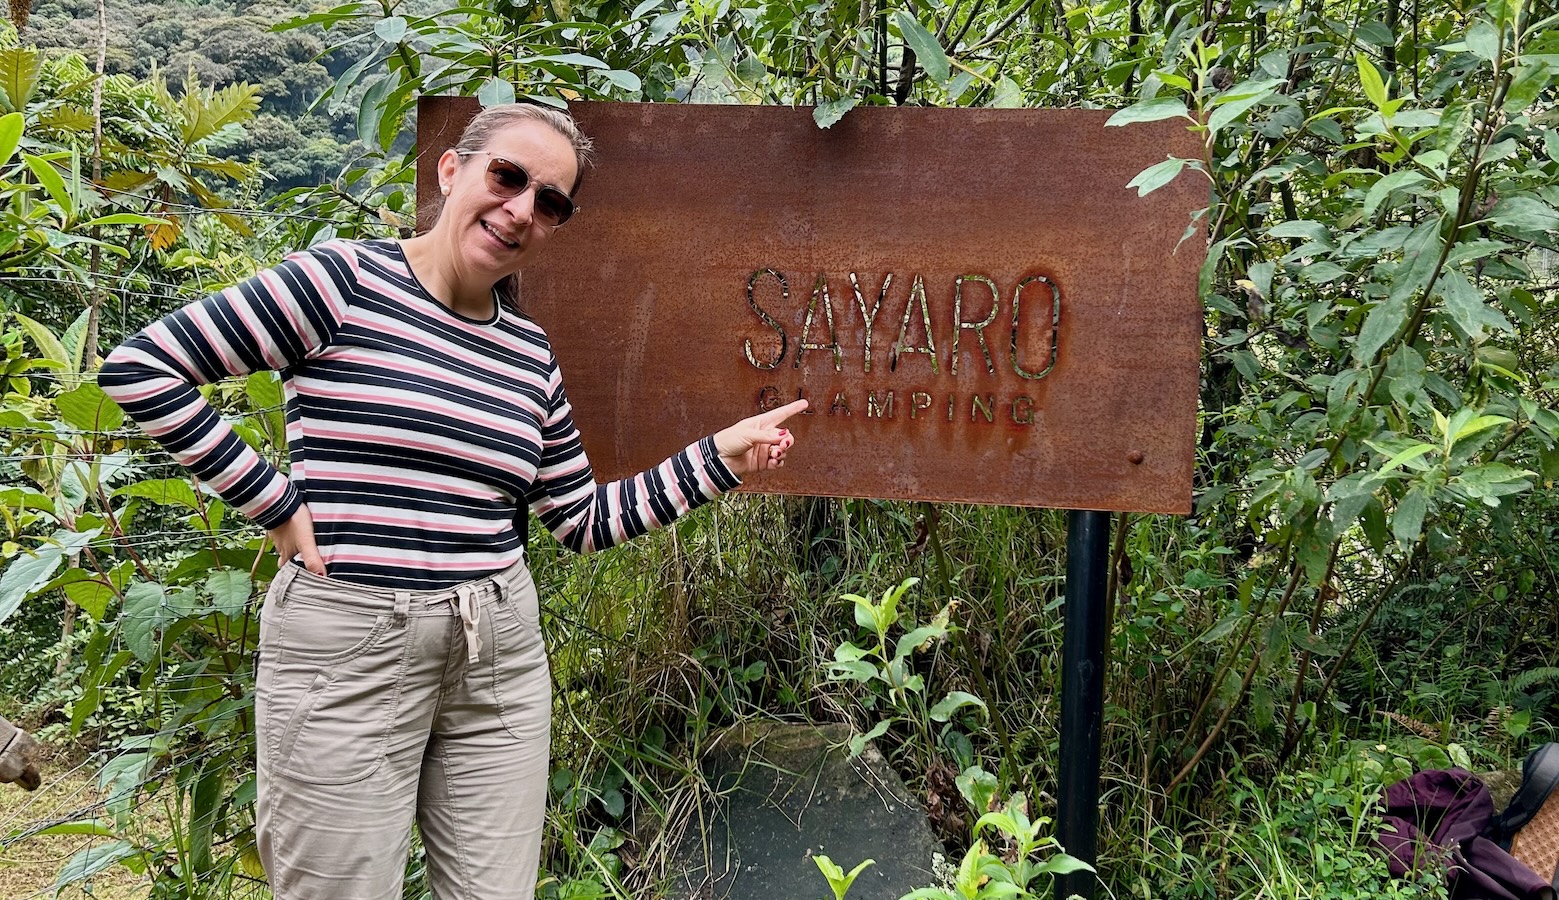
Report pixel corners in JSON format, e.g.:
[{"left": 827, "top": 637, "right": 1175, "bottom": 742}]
[{"left": 435, "top": 119, "right": 580, "bottom": 282}]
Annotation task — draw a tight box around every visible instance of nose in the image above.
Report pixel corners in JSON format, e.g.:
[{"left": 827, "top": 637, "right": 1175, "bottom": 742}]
[{"left": 501, "top": 186, "right": 537, "bottom": 227}]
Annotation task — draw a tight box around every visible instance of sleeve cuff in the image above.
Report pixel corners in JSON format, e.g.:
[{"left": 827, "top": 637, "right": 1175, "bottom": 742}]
[
  {"left": 695, "top": 435, "right": 742, "bottom": 496},
  {"left": 249, "top": 483, "right": 304, "bottom": 530}
]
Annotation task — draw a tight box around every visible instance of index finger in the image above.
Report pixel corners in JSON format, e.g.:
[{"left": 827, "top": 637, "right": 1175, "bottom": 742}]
[{"left": 756, "top": 398, "right": 809, "bottom": 427}]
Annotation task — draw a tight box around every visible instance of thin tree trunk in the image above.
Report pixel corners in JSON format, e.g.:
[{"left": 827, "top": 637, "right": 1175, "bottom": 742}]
[{"left": 62, "top": 0, "right": 108, "bottom": 679}]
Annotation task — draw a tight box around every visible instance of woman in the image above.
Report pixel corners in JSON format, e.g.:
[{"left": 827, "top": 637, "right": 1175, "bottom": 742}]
[{"left": 100, "top": 103, "right": 806, "bottom": 899}]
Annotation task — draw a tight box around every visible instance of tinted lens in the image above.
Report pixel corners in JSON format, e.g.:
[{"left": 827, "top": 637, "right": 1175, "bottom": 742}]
[
  {"left": 534, "top": 188, "right": 576, "bottom": 226},
  {"left": 485, "top": 159, "right": 530, "bottom": 197}
]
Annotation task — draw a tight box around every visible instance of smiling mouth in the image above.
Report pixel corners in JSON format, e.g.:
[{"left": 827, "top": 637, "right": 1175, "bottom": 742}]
[{"left": 482, "top": 220, "right": 520, "bottom": 249}]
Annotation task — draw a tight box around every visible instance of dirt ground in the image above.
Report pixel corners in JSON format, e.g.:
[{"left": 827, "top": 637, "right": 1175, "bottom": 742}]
[{"left": 0, "top": 743, "right": 152, "bottom": 900}]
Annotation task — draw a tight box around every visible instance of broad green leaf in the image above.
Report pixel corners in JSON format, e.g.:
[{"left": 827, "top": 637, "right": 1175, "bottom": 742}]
[
  {"left": 989, "top": 76, "right": 1023, "bottom": 108},
  {"left": 813, "top": 96, "right": 857, "bottom": 129},
  {"left": 55, "top": 840, "right": 138, "bottom": 890},
  {"left": 121, "top": 581, "right": 167, "bottom": 663},
  {"left": 847, "top": 719, "right": 892, "bottom": 757},
  {"left": 64, "top": 579, "right": 114, "bottom": 620},
  {"left": 1373, "top": 443, "right": 1436, "bottom": 478},
  {"left": 477, "top": 77, "right": 516, "bottom": 107},
  {"left": 29, "top": 820, "right": 117, "bottom": 838},
  {"left": 1354, "top": 294, "right": 1410, "bottom": 364},
  {"left": 1464, "top": 20, "right": 1500, "bottom": 62},
  {"left": 1503, "top": 64, "right": 1551, "bottom": 112},
  {"left": 0, "top": 111, "right": 21, "bottom": 166},
  {"left": 1453, "top": 463, "right": 1532, "bottom": 504},
  {"left": 114, "top": 479, "right": 200, "bottom": 510},
  {"left": 1356, "top": 22, "right": 1395, "bottom": 45},
  {"left": 0, "top": 528, "right": 100, "bottom": 626},
  {"left": 1451, "top": 414, "right": 1511, "bottom": 444},
  {"left": 1364, "top": 170, "right": 1428, "bottom": 219},
  {"left": 24, "top": 153, "right": 76, "bottom": 218},
  {"left": 373, "top": 15, "right": 407, "bottom": 41},
  {"left": 206, "top": 569, "right": 252, "bottom": 618},
  {"left": 895, "top": 624, "right": 946, "bottom": 659},
  {"left": 526, "top": 52, "right": 610, "bottom": 70},
  {"left": 1207, "top": 86, "right": 1276, "bottom": 133},
  {"left": 357, "top": 75, "right": 393, "bottom": 151},
  {"left": 1392, "top": 488, "right": 1427, "bottom": 549},
  {"left": 1035, "top": 853, "right": 1095, "bottom": 875},
  {"left": 1268, "top": 220, "right": 1330, "bottom": 241},
  {"left": 1126, "top": 157, "right": 1189, "bottom": 196},
  {"left": 893, "top": 10, "right": 950, "bottom": 84},
  {"left": 1488, "top": 196, "right": 1559, "bottom": 233},
  {"left": 55, "top": 383, "right": 125, "bottom": 432},
  {"left": 1388, "top": 218, "right": 1443, "bottom": 304},
  {"left": 1356, "top": 53, "right": 1387, "bottom": 108},
  {"left": 13, "top": 312, "right": 71, "bottom": 370},
  {"left": 648, "top": 9, "right": 684, "bottom": 42},
  {"left": 601, "top": 69, "right": 641, "bottom": 94},
  {"left": 0, "top": 546, "right": 65, "bottom": 626},
  {"left": 929, "top": 691, "right": 987, "bottom": 722},
  {"left": 0, "top": 48, "right": 43, "bottom": 112},
  {"left": 1106, "top": 97, "right": 1189, "bottom": 126},
  {"left": 1437, "top": 268, "right": 1511, "bottom": 340}
]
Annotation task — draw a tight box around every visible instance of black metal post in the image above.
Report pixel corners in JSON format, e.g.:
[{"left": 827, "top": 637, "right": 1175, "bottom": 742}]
[{"left": 1056, "top": 509, "right": 1110, "bottom": 900}]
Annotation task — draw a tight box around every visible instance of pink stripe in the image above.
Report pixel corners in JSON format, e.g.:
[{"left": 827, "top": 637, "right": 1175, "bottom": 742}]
[{"left": 308, "top": 470, "right": 500, "bottom": 499}]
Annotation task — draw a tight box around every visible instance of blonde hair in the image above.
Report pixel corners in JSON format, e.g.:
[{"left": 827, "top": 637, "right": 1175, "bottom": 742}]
[{"left": 454, "top": 103, "right": 595, "bottom": 193}]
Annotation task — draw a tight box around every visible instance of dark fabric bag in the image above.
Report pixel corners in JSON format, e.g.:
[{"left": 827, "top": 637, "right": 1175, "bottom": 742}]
[
  {"left": 1377, "top": 768, "right": 1555, "bottom": 900},
  {"left": 1488, "top": 744, "right": 1559, "bottom": 890}
]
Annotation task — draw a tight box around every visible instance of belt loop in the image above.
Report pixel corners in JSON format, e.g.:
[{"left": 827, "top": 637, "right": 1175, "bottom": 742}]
[
  {"left": 267, "top": 563, "right": 299, "bottom": 610},
  {"left": 393, "top": 591, "right": 411, "bottom": 627}
]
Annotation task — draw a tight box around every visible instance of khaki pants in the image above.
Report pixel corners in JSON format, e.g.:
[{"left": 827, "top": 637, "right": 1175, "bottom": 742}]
[{"left": 256, "top": 559, "right": 550, "bottom": 899}]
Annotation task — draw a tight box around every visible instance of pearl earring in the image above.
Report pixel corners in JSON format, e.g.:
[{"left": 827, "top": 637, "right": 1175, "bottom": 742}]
[{"left": 440, "top": 185, "right": 449, "bottom": 196}]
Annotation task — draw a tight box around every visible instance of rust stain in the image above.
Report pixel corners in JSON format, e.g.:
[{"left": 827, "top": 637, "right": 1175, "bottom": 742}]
[{"left": 418, "top": 98, "right": 1205, "bottom": 514}]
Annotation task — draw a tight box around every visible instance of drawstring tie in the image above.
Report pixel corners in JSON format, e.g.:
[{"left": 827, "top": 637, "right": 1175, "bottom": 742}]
[
  {"left": 454, "top": 584, "right": 482, "bottom": 664},
  {"left": 398, "top": 574, "right": 509, "bottom": 669}
]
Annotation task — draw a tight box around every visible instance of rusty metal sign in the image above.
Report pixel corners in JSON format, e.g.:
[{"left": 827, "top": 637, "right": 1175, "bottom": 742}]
[{"left": 418, "top": 99, "right": 1205, "bottom": 514}]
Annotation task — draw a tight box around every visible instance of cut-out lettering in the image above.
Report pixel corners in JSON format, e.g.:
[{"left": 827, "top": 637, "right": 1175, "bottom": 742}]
[
  {"left": 796, "top": 274, "right": 842, "bottom": 372},
  {"left": 952, "top": 274, "right": 998, "bottom": 376},
  {"left": 745, "top": 269, "right": 789, "bottom": 370},
  {"left": 1012, "top": 275, "right": 1059, "bottom": 380},
  {"left": 867, "top": 390, "right": 894, "bottom": 419},
  {"left": 1011, "top": 396, "right": 1035, "bottom": 425},
  {"left": 850, "top": 272, "right": 891, "bottom": 374},
  {"left": 891, "top": 275, "right": 939, "bottom": 374}
]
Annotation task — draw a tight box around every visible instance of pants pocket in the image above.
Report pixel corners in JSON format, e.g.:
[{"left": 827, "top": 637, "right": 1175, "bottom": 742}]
[
  {"left": 260, "top": 595, "right": 406, "bottom": 785},
  {"left": 490, "top": 581, "right": 549, "bottom": 741}
]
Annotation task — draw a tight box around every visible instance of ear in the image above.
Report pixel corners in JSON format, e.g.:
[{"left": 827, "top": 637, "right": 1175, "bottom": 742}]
[{"left": 436, "top": 149, "right": 462, "bottom": 195}]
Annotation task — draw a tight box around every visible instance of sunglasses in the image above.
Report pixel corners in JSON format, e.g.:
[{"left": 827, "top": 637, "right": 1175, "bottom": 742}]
[{"left": 455, "top": 150, "right": 578, "bottom": 227}]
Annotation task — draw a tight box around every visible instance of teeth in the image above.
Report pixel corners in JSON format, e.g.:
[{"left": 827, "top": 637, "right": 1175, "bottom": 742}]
[{"left": 482, "top": 221, "right": 518, "bottom": 248}]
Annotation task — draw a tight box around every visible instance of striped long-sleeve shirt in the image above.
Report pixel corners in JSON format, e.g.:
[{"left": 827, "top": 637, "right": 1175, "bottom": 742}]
[{"left": 99, "top": 238, "right": 740, "bottom": 590}]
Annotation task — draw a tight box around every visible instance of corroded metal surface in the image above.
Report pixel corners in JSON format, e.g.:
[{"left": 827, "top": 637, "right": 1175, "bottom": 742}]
[{"left": 417, "top": 98, "right": 1205, "bottom": 514}]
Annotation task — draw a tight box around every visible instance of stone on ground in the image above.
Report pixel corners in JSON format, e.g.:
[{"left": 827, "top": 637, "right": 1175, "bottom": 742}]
[{"left": 669, "top": 722, "right": 945, "bottom": 899}]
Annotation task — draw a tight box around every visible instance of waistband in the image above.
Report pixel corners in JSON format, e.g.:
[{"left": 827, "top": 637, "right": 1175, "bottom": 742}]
[{"left": 270, "top": 558, "right": 533, "bottom": 665}]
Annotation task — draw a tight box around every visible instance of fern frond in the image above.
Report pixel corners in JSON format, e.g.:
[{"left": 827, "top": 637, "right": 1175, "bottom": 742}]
[{"left": 1511, "top": 667, "right": 1559, "bottom": 694}]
